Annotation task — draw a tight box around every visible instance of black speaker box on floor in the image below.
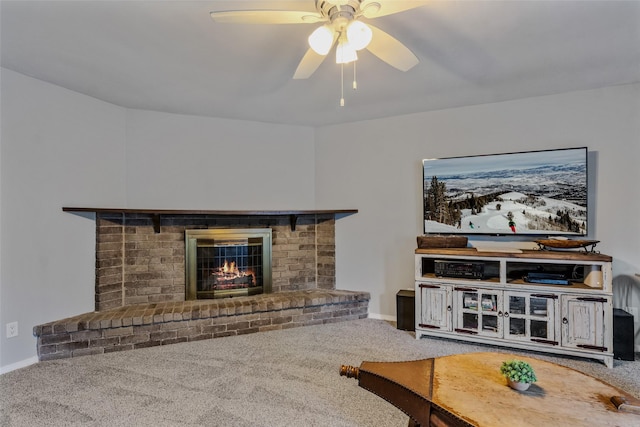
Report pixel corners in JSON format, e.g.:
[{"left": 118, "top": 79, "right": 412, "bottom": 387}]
[
  {"left": 396, "top": 290, "right": 415, "bottom": 331},
  {"left": 613, "top": 308, "right": 635, "bottom": 361}
]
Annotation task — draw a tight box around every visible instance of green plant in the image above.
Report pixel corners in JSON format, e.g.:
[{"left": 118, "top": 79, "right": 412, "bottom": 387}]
[{"left": 500, "top": 360, "right": 537, "bottom": 384}]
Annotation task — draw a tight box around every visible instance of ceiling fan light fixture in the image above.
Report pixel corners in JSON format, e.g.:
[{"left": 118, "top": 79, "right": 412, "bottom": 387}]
[
  {"left": 210, "top": 0, "right": 424, "bottom": 105},
  {"left": 346, "top": 20, "right": 372, "bottom": 50},
  {"left": 308, "top": 25, "right": 334, "bottom": 55},
  {"left": 336, "top": 39, "right": 357, "bottom": 64}
]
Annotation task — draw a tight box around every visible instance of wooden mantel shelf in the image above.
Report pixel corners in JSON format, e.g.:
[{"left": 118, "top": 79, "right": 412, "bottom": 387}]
[{"left": 62, "top": 207, "right": 358, "bottom": 232}]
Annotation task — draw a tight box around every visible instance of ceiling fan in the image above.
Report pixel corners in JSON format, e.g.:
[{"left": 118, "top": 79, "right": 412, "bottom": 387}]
[{"left": 209, "top": 1, "right": 427, "bottom": 79}]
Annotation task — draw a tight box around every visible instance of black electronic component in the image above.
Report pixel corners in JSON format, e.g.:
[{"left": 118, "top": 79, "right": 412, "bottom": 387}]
[
  {"left": 524, "top": 272, "right": 570, "bottom": 285},
  {"left": 613, "top": 309, "right": 635, "bottom": 361},
  {"left": 435, "top": 260, "right": 485, "bottom": 279},
  {"left": 396, "top": 290, "right": 415, "bottom": 331}
]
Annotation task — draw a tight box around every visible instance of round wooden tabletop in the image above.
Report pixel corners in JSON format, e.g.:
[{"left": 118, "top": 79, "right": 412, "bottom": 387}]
[{"left": 431, "top": 352, "right": 638, "bottom": 427}]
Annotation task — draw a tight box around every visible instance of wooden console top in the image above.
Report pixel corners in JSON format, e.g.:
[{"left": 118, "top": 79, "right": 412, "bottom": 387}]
[{"left": 415, "top": 247, "right": 612, "bottom": 262}]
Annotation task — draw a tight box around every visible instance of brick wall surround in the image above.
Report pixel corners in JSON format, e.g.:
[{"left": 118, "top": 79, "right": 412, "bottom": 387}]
[{"left": 95, "top": 213, "right": 337, "bottom": 311}]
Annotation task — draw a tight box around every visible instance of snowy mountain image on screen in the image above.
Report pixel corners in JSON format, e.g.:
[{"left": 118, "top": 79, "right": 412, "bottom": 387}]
[{"left": 423, "top": 149, "right": 587, "bottom": 235}]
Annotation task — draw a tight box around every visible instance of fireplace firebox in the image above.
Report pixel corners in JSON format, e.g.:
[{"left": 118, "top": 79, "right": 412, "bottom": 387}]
[{"left": 185, "top": 229, "right": 272, "bottom": 299}]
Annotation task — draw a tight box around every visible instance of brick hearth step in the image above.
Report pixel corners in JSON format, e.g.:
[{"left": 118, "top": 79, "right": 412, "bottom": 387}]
[{"left": 33, "top": 289, "right": 370, "bottom": 361}]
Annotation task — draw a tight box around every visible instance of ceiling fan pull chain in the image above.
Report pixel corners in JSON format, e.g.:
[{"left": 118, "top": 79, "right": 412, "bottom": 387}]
[
  {"left": 353, "top": 61, "right": 357, "bottom": 90},
  {"left": 340, "top": 63, "right": 345, "bottom": 107}
]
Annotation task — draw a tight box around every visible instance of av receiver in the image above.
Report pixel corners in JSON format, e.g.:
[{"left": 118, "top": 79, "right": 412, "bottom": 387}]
[{"left": 434, "top": 260, "right": 485, "bottom": 279}]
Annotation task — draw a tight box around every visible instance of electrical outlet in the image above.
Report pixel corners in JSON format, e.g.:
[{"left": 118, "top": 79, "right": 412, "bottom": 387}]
[{"left": 6, "top": 322, "right": 18, "bottom": 338}]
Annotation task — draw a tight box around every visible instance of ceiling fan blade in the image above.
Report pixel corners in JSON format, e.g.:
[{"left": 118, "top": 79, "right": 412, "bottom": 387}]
[
  {"left": 293, "top": 48, "right": 329, "bottom": 79},
  {"left": 210, "top": 10, "right": 324, "bottom": 24},
  {"left": 293, "top": 31, "right": 337, "bottom": 79},
  {"left": 366, "top": 24, "right": 418, "bottom": 71},
  {"left": 360, "top": 1, "right": 428, "bottom": 19}
]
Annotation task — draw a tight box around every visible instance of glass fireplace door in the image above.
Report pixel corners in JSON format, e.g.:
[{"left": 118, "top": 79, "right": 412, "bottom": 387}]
[{"left": 185, "top": 229, "right": 272, "bottom": 299}]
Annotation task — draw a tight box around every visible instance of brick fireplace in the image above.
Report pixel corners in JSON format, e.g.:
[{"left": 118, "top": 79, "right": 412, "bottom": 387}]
[
  {"left": 34, "top": 208, "right": 370, "bottom": 360},
  {"left": 95, "top": 211, "right": 341, "bottom": 311}
]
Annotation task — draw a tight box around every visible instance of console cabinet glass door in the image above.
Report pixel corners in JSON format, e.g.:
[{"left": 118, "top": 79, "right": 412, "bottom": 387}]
[
  {"left": 561, "top": 295, "right": 609, "bottom": 351},
  {"left": 504, "top": 291, "right": 557, "bottom": 344},
  {"left": 418, "top": 283, "right": 452, "bottom": 331},
  {"left": 454, "top": 288, "right": 502, "bottom": 337}
]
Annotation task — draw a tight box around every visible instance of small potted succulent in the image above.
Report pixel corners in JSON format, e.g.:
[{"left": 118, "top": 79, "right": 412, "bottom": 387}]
[{"left": 500, "top": 359, "right": 537, "bottom": 391}]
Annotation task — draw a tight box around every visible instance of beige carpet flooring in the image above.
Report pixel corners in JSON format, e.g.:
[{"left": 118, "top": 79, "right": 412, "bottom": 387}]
[{"left": 1, "top": 319, "right": 638, "bottom": 426}]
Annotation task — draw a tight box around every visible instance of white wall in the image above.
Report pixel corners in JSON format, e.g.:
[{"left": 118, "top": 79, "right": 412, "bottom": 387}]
[
  {"left": 315, "top": 84, "right": 640, "bottom": 318},
  {"left": 0, "top": 69, "right": 127, "bottom": 370},
  {"left": 0, "top": 69, "right": 316, "bottom": 371},
  {"left": 125, "top": 110, "right": 315, "bottom": 210}
]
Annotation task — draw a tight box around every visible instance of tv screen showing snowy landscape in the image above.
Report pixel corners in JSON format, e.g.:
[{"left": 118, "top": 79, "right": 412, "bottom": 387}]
[{"left": 423, "top": 147, "right": 588, "bottom": 236}]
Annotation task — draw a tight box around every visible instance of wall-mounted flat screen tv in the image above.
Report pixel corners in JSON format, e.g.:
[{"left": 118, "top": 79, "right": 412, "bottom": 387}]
[{"left": 423, "top": 147, "right": 588, "bottom": 236}]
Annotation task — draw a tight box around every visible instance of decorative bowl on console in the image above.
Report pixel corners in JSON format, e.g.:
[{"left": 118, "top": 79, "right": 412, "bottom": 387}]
[
  {"left": 534, "top": 239, "right": 599, "bottom": 252},
  {"left": 417, "top": 235, "right": 468, "bottom": 249}
]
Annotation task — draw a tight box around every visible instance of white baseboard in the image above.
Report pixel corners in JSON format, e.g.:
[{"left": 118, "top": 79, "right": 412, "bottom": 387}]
[
  {"left": 0, "top": 356, "right": 38, "bottom": 375},
  {"left": 367, "top": 313, "right": 396, "bottom": 322}
]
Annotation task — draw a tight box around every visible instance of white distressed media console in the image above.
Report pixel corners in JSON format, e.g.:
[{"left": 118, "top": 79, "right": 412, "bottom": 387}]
[{"left": 415, "top": 248, "right": 614, "bottom": 367}]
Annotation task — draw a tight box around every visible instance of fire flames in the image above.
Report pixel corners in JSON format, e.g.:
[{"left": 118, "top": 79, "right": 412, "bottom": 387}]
[
  {"left": 221, "top": 260, "right": 240, "bottom": 275},
  {"left": 209, "top": 260, "right": 255, "bottom": 290}
]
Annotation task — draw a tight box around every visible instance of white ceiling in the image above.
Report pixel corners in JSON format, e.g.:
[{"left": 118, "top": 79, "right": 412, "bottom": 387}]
[{"left": 2, "top": 0, "right": 639, "bottom": 127}]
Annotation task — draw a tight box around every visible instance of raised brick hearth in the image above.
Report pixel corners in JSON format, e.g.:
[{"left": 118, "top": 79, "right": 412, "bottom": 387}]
[
  {"left": 34, "top": 289, "right": 370, "bottom": 360},
  {"left": 34, "top": 209, "right": 367, "bottom": 360}
]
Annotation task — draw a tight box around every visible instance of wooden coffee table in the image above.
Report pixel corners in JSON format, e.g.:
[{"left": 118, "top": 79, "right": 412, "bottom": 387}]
[{"left": 340, "top": 352, "right": 640, "bottom": 427}]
